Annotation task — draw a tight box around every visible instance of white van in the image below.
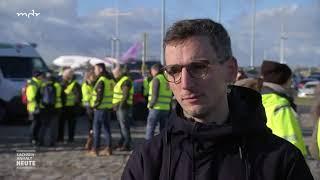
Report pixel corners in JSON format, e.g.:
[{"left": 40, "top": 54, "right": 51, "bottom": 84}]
[{"left": 0, "top": 42, "right": 49, "bottom": 122}]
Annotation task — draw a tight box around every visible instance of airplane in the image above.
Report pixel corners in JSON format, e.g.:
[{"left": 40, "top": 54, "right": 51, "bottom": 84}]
[
  {"left": 119, "top": 42, "right": 142, "bottom": 64},
  {"left": 52, "top": 55, "right": 113, "bottom": 69},
  {"left": 52, "top": 41, "right": 142, "bottom": 69}
]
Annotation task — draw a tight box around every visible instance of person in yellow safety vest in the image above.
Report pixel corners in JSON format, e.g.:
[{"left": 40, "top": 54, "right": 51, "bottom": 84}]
[
  {"left": 81, "top": 69, "right": 96, "bottom": 151},
  {"left": 318, "top": 120, "right": 320, "bottom": 158},
  {"left": 38, "top": 72, "right": 63, "bottom": 146},
  {"left": 26, "top": 70, "right": 45, "bottom": 145},
  {"left": 145, "top": 63, "right": 172, "bottom": 140},
  {"left": 310, "top": 117, "right": 320, "bottom": 160},
  {"left": 57, "top": 68, "right": 82, "bottom": 144},
  {"left": 87, "top": 63, "right": 114, "bottom": 157},
  {"left": 112, "top": 65, "right": 133, "bottom": 151},
  {"left": 260, "top": 60, "right": 307, "bottom": 156},
  {"left": 310, "top": 84, "right": 320, "bottom": 159},
  {"left": 143, "top": 71, "right": 152, "bottom": 98}
]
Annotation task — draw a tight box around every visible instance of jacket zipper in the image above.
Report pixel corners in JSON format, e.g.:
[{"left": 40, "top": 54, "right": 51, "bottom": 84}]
[{"left": 191, "top": 122, "right": 198, "bottom": 180}]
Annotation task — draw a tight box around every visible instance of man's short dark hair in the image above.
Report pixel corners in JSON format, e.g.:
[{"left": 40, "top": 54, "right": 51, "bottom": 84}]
[
  {"left": 261, "top": 60, "right": 292, "bottom": 85},
  {"left": 32, "top": 70, "right": 44, "bottom": 77},
  {"left": 164, "top": 18, "right": 232, "bottom": 63},
  {"left": 151, "top": 63, "right": 163, "bottom": 73},
  {"left": 120, "top": 64, "right": 129, "bottom": 75},
  {"left": 95, "top": 63, "right": 106, "bottom": 72}
]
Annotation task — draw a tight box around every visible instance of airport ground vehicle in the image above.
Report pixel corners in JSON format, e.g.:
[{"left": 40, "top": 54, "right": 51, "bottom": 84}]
[{"left": 0, "top": 42, "right": 48, "bottom": 122}]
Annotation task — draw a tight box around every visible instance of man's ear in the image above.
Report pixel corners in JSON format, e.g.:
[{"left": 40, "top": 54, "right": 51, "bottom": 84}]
[{"left": 224, "top": 56, "right": 238, "bottom": 84}]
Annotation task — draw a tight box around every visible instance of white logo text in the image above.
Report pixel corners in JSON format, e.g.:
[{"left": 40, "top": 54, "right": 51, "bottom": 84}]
[{"left": 16, "top": 10, "right": 40, "bottom": 18}]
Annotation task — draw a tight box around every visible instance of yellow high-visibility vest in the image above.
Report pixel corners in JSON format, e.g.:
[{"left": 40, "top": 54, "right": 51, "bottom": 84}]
[
  {"left": 64, "top": 80, "right": 77, "bottom": 107},
  {"left": 262, "top": 93, "right": 307, "bottom": 156},
  {"left": 318, "top": 118, "right": 320, "bottom": 158},
  {"left": 143, "top": 77, "right": 149, "bottom": 96},
  {"left": 54, "top": 82, "right": 63, "bottom": 109},
  {"left": 112, "top": 76, "right": 133, "bottom": 105},
  {"left": 92, "top": 76, "right": 113, "bottom": 109},
  {"left": 148, "top": 74, "right": 172, "bottom": 110},
  {"left": 81, "top": 82, "right": 93, "bottom": 107},
  {"left": 26, "top": 77, "right": 42, "bottom": 113}
]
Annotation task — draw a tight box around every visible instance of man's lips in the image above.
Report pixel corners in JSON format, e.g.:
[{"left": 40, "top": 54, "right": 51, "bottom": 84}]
[{"left": 181, "top": 94, "right": 202, "bottom": 101}]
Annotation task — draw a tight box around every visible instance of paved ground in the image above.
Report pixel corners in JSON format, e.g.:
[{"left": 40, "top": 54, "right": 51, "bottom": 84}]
[
  {"left": 0, "top": 107, "right": 319, "bottom": 180},
  {"left": 0, "top": 116, "right": 148, "bottom": 180}
]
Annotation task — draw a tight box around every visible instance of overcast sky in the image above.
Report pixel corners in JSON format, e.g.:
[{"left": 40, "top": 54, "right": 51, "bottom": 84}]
[{"left": 1, "top": 0, "right": 319, "bottom": 67}]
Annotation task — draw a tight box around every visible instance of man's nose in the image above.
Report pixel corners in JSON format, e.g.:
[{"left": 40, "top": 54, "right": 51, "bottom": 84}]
[{"left": 181, "top": 67, "right": 195, "bottom": 90}]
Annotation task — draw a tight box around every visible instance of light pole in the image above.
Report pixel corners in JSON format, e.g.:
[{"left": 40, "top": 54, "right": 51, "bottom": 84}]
[
  {"left": 111, "top": 38, "right": 114, "bottom": 58},
  {"left": 142, "top": 32, "right": 148, "bottom": 74},
  {"left": 280, "top": 22, "right": 287, "bottom": 64},
  {"left": 250, "top": 0, "right": 256, "bottom": 68},
  {"left": 160, "top": 0, "right": 166, "bottom": 65},
  {"left": 114, "top": 0, "right": 120, "bottom": 60},
  {"left": 217, "top": 0, "right": 221, "bottom": 23}
]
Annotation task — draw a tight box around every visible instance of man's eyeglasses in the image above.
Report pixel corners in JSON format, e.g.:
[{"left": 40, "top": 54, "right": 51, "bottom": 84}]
[{"left": 162, "top": 60, "right": 221, "bottom": 84}]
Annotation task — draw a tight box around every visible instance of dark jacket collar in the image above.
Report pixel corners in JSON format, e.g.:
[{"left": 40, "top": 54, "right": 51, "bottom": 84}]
[{"left": 168, "top": 86, "right": 270, "bottom": 140}]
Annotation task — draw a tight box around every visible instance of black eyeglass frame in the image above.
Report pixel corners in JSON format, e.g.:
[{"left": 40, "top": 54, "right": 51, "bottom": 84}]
[{"left": 162, "top": 59, "right": 226, "bottom": 84}]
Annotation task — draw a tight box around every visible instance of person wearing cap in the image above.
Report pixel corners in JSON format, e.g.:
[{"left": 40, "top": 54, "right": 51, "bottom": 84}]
[
  {"left": 112, "top": 64, "right": 133, "bottom": 151},
  {"left": 26, "top": 70, "right": 45, "bottom": 145},
  {"left": 145, "top": 63, "right": 173, "bottom": 140},
  {"left": 89, "top": 63, "right": 114, "bottom": 157},
  {"left": 57, "top": 68, "right": 82, "bottom": 143},
  {"left": 260, "top": 60, "right": 307, "bottom": 156}
]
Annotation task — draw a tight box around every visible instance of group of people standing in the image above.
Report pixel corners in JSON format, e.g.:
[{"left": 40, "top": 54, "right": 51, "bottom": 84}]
[
  {"left": 26, "top": 69, "right": 81, "bottom": 147},
  {"left": 26, "top": 61, "right": 174, "bottom": 157}
]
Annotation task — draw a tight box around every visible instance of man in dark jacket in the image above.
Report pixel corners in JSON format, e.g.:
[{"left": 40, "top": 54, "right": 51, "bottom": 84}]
[{"left": 122, "top": 19, "right": 313, "bottom": 180}]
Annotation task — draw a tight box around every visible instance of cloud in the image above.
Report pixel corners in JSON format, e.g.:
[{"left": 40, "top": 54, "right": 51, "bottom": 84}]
[
  {"left": 0, "top": 0, "right": 318, "bottom": 67},
  {"left": 96, "top": 8, "right": 132, "bottom": 17},
  {"left": 0, "top": 0, "right": 162, "bottom": 64},
  {"left": 229, "top": 3, "right": 320, "bottom": 67}
]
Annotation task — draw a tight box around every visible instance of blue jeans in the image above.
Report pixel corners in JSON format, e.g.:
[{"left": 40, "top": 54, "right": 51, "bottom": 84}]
[
  {"left": 116, "top": 107, "right": 131, "bottom": 147},
  {"left": 93, "top": 109, "right": 112, "bottom": 149},
  {"left": 145, "top": 109, "right": 169, "bottom": 140}
]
